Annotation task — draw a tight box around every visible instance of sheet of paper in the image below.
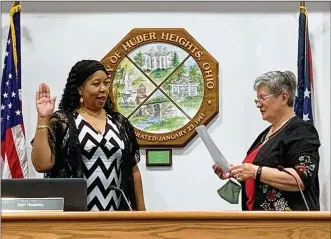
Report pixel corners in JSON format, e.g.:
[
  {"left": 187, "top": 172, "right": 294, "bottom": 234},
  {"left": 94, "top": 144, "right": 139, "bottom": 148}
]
[{"left": 195, "top": 125, "right": 230, "bottom": 173}]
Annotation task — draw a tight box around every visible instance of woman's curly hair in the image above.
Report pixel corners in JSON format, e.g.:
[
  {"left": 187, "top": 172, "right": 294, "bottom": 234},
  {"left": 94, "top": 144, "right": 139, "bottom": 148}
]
[
  {"left": 58, "top": 59, "right": 115, "bottom": 115},
  {"left": 56, "top": 60, "right": 116, "bottom": 176}
]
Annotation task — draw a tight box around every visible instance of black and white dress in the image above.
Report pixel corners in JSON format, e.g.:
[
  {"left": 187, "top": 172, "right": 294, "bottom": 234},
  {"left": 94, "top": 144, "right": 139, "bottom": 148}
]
[
  {"left": 32, "top": 109, "right": 140, "bottom": 211},
  {"left": 75, "top": 113, "right": 125, "bottom": 211}
]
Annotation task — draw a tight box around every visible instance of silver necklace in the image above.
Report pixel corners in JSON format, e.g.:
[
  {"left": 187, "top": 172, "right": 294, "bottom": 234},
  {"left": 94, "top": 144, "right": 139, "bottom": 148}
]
[{"left": 262, "top": 116, "right": 294, "bottom": 142}]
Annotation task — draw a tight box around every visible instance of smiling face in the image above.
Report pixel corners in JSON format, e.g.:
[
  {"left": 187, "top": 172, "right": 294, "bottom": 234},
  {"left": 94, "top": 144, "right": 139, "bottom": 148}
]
[
  {"left": 253, "top": 70, "right": 297, "bottom": 124},
  {"left": 255, "top": 85, "right": 289, "bottom": 122},
  {"left": 79, "top": 70, "right": 111, "bottom": 111}
]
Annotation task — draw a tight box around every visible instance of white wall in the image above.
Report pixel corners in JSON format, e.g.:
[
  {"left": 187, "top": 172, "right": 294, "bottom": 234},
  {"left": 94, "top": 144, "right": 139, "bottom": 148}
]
[{"left": 1, "top": 2, "right": 330, "bottom": 211}]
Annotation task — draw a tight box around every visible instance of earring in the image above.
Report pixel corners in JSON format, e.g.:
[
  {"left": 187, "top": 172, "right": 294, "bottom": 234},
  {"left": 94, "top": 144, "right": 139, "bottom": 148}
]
[{"left": 80, "top": 96, "right": 83, "bottom": 104}]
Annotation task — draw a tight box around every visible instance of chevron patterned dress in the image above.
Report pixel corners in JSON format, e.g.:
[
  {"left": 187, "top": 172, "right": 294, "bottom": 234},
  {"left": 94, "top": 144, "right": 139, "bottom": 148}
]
[{"left": 75, "top": 113, "right": 125, "bottom": 211}]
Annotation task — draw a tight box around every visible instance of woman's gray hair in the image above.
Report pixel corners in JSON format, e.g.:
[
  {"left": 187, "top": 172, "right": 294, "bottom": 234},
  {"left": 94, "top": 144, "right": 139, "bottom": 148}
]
[{"left": 253, "top": 70, "right": 297, "bottom": 107}]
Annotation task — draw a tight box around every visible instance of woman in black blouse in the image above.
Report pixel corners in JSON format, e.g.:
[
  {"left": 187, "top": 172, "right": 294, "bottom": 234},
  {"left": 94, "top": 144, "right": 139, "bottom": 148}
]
[
  {"left": 213, "top": 70, "right": 320, "bottom": 211},
  {"left": 31, "top": 60, "right": 146, "bottom": 211}
]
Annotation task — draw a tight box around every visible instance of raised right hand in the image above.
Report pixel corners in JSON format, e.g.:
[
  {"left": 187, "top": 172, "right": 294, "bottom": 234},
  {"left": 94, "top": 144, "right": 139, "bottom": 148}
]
[
  {"left": 36, "top": 83, "right": 56, "bottom": 118},
  {"left": 212, "top": 164, "right": 232, "bottom": 180}
]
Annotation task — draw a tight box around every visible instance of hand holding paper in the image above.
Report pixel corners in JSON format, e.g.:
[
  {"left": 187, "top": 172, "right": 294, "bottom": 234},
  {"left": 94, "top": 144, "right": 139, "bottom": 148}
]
[
  {"left": 196, "top": 125, "right": 242, "bottom": 204},
  {"left": 213, "top": 164, "right": 232, "bottom": 180},
  {"left": 195, "top": 125, "right": 230, "bottom": 173}
]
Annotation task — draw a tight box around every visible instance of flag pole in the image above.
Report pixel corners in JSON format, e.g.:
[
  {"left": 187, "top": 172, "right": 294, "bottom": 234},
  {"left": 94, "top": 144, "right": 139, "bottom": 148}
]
[
  {"left": 300, "top": 1, "right": 306, "bottom": 13},
  {"left": 13, "top": 1, "right": 20, "bottom": 7}
]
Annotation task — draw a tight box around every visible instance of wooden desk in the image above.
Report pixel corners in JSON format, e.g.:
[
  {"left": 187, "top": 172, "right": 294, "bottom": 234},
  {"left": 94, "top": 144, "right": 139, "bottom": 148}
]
[{"left": 1, "top": 211, "right": 330, "bottom": 239}]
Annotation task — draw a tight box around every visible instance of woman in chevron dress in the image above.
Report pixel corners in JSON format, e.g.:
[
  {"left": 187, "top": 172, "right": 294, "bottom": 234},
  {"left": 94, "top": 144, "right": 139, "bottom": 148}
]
[{"left": 31, "top": 60, "right": 146, "bottom": 211}]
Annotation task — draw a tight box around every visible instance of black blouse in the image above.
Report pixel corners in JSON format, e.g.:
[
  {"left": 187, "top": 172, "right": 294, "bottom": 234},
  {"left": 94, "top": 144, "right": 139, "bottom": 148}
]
[
  {"left": 241, "top": 116, "right": 321, "bottom": 211},
  {"left": 31, "top": 110, "right": 140, "bottom": 211}
]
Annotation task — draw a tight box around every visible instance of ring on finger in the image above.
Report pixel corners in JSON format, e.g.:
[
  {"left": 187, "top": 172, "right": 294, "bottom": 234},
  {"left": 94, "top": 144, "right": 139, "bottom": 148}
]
[{"left": 236, "top": 176, "right": 242, "bottom": 181}]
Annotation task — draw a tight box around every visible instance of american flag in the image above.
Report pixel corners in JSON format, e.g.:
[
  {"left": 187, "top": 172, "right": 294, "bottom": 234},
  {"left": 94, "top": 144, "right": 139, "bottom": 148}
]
[
  {"left": 294, "top": 2, "right": 314, "bottom": 124},
  {"left": 1, "top": 2, "right": 28, "bottom": 178}
]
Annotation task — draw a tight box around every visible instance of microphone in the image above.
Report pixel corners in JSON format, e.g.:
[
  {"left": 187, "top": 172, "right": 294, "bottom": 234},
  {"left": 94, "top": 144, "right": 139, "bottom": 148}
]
[
  {"left": 109, "top": 185, "right": 133, "bottom": 211},
  {"left": 276, "top": 166, "right": 310, "bottom": 211}
]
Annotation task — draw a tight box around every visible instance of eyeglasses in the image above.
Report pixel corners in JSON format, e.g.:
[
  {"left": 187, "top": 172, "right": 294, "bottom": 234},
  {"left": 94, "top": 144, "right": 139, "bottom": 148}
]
[{"left": 254, "top": 94, "right": 277, "bottom": 104}]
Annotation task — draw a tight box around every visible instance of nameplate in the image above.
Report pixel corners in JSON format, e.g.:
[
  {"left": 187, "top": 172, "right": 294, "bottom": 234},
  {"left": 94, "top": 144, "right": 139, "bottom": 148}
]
[{"left": 1, "top": 198, "right": 64, "bottom": 211}]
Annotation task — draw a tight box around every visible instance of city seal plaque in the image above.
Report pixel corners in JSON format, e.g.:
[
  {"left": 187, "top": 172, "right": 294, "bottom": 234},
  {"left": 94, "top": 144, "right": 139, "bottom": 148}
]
[{"left": 100, "top": 28, "right": 219, "bottom": 147}]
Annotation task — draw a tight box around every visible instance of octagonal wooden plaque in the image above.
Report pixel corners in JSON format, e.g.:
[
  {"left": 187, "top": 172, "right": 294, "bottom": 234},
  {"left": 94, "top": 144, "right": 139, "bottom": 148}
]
[{"left": 100, "top": 28, "right": 219, "bottom": 147}]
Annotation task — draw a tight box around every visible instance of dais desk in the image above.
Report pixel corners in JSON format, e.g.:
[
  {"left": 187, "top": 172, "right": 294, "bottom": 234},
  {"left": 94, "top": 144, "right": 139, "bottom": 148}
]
[{"left": 2, "top": 211, "right": 330, "bottom": 239}]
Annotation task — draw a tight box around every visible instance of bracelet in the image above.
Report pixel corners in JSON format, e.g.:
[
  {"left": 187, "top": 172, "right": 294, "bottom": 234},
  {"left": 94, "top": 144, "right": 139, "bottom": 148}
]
[
  {"left": 255, "top": 166, "right": 263, "bottom": 182},
  {"left": 37, "top": 125, "right": 49, "bottom": 130}
]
